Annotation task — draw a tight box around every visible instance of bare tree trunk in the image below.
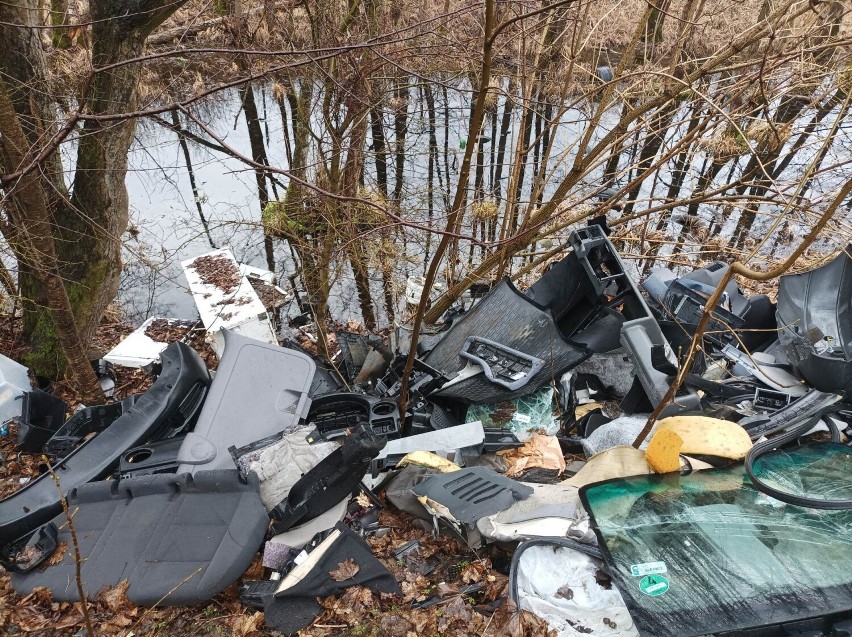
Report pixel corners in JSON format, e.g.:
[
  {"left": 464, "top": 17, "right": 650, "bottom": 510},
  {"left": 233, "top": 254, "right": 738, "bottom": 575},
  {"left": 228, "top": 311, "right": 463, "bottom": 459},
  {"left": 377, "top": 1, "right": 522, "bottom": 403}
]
[
  {"left": 370, "top": 106, "right": 389, "bottom": 198},
  {"left": 172, "top": 109, "right": 216, "bottom": 249},
  {"left": 0, "top": 77, "right": 103, "bottom": 403},
  {"left": 392, "top": 76, "right": 409, "bottom": 203},
  {"left": 2, "top": 0, "right": 186, "bottom": 379}
]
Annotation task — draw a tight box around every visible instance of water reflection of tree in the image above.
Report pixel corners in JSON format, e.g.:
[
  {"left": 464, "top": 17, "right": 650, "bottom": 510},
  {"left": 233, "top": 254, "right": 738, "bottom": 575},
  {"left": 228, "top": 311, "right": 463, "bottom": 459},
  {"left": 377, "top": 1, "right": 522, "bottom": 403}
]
[{"left": 1, "top": 0, "right": 852, "bottom": 399}]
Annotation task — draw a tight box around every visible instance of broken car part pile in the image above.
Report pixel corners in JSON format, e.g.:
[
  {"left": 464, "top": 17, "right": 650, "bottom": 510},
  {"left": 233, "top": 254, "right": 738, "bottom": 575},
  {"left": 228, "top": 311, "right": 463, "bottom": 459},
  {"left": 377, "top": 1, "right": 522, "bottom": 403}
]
[{"left": 3, "top": 233, "right": 852, "bottom": 636}]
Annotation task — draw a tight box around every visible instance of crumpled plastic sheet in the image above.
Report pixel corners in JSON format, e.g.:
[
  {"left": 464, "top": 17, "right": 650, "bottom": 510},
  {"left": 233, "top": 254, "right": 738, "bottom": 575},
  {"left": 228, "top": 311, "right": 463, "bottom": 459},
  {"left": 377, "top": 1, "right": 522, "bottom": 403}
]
[
  {"left": 515, "top": 544, "right": 638, "bottom": 637},
  {"left": 580, "top": 415, "right": 652, "bottom": 457},
  {"left": 465, "top": 386, "right": 558, "bottom": 440}
]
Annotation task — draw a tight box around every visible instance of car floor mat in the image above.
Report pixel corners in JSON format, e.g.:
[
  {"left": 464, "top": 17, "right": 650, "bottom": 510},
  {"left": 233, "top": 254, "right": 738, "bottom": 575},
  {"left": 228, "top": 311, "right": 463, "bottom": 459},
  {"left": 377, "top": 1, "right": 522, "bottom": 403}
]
[
  {"left": 425, "top": 278, "right": 590, "bottom": 403},
  {"left": 263, "top": 521, "right": 400, "bottom": 635},
  {"left": 176, "top": 329, "right": 316, "bottom": 473},
  {"left": 0, "top": 342, "right": 210, "bottom": 546},
  {"left": 11, "top": 470, "right": 267, "bottom": 606},
  {"left": 411, "top": 466, "right": 534, "bottom": 525},
  {"left": 776, "top": 246, "right": 852, "bottom": 396}
]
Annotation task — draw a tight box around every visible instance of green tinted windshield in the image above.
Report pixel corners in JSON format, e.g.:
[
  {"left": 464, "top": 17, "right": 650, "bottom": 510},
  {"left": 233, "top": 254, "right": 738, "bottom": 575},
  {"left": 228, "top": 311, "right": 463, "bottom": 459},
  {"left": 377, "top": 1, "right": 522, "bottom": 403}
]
[{"left": 580, "top": 443, "right": 852, "bottom": 637}]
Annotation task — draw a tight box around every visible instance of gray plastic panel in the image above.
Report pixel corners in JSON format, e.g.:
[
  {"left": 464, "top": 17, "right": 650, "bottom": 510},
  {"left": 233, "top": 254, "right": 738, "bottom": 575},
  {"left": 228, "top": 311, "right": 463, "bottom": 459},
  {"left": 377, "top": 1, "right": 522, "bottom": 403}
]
[
  {"left": 777, "top": 246, "right": 852, "bottom": 396},
  {"left": 412, "top": 466, "right": 533, "bottom": 524},
  {"left": 426, "top": 279, "right": 589, "bottom": 403},
  {"left": 12, "top": 471, "right": 267, "bottom": 606},
  {"left": 177, "top": 330, "right": 315, "bottom": 472}
]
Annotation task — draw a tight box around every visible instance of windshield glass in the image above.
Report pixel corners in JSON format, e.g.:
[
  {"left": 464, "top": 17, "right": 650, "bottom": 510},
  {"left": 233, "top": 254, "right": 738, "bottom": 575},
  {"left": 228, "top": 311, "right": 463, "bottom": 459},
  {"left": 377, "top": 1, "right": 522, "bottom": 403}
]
[{"left": 580, "top": 443, "right": 852, "bottom": 637}]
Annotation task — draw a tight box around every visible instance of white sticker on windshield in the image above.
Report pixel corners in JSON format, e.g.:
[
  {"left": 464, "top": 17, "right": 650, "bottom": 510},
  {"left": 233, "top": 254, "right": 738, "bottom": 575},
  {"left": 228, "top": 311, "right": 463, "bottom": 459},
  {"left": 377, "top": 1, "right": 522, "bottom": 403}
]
[
  {"left": 512, "top": 413, "right": 532, "bottom": 424},
  {"left": 630, "top": 561, "right": 667, "bottom": 577}
]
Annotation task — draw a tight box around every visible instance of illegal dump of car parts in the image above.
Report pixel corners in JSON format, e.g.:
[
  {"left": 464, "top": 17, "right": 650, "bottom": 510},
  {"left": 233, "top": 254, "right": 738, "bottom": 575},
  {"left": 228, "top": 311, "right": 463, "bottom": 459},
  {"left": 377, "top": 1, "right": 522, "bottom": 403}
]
[{"left": 3, "top": 235, "right": 852, "bottom": 637}]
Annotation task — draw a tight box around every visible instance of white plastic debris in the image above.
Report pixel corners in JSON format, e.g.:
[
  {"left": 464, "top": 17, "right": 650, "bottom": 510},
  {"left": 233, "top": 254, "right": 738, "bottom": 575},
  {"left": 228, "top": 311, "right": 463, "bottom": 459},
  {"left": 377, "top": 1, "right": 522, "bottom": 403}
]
[
  {"left": 0, "top": 353, "right": 31, "bottom": 424},
  {"left": 238, "top": 262, "right": 276, "bottom": 285},
  {"left": 722, "top": 345, "right": 807, "bottom": 397},
  {"left": 376, "top": 420, "right": 485, "bottom": 461},
  {"left": 103, "top": 316, "right": 177, "bottom": 368},
  {"left": 515, "top": 544, "right": 638, "bottom": 637},
  {"left": 181, "top": 248, "right": 277, "bottom": 356}
]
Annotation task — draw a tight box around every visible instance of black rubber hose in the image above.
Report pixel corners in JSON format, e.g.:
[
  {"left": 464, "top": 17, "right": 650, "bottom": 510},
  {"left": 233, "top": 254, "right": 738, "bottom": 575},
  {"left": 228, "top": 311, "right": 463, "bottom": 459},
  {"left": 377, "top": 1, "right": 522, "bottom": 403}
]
[{"left": 744, "top": 408, "right": 852, "bottom": 510}]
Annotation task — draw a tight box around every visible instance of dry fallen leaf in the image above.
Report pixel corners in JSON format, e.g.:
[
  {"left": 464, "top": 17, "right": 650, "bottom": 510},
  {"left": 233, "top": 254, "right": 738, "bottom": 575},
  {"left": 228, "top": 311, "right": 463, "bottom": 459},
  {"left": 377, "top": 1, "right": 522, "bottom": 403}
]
[
  {"left": 329, "top": 559, "right": 360, "bottom": 581},
  {"left": 45, "top": 541, "right": 68, "bottom": 567},
  {"left": 230, "top": 611, "right": 263, "bottom": 636},
  {"left": 554, "top": 584, "right": 574, "bottom": 600},
  {"left": 379, "top": 614, "right": 413, "bottom": 636},
  {"left": 95, "top": 580, "right": 133, "bottom": 613}
]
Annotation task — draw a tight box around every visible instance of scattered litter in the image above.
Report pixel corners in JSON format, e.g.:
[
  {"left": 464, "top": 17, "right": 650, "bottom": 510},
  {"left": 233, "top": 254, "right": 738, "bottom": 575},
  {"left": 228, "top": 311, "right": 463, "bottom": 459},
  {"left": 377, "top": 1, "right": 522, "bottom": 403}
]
[
  {"left": 511, "top": 539, "right": 638, "bottom": 637},
  {"left": 655, "top": 415, "right": 752, "bottom": 460},
  {"left": 15, "top": 390, "right": 66, "bottom": 452},
  {"left": 262, "top": 522, "right": 400, "bottom": 634},
  {"left": 0, "top": 353, "right": 31, "bottom": 426},
  {"left": 104, "top": 317, "right": 196, "bottom": 368},
  {"left": 645, "top": 429, "right": 683, "bottom": 473},
  {"left": 181, "top": 248, "right": 277, "bottom": 354},
  {"left": 580, "top": 414, "right": 651, "bottom": 457},
  {"left": 5, "top": 231, "right": 852, "bottom": 637},
  {"left": 412, "top": 466, "right": 534, "bottom": 525}
]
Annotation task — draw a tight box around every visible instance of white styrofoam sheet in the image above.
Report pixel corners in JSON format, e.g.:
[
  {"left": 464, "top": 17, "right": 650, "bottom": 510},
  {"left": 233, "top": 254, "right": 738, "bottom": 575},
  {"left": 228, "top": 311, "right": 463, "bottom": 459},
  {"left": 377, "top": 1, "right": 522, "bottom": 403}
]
[
  {"left": 103, "top": 316, "right": 174, "bottom": 368},
  {"left": 181, "top": 248, "right": 277, "bottom": 352}
]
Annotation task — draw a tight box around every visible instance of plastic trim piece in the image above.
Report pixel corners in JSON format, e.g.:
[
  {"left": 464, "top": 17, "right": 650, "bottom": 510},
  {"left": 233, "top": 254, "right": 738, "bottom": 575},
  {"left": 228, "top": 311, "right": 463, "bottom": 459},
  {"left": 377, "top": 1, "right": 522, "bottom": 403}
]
[
  {"left": 459, "top": 337, "right": 545, "bottom": 391},
  {"left": 176, "top": 330, "right": 316, "bottom": 473},
  {"left": 567, "top": 226, "right": 699, "bottom": 415}
]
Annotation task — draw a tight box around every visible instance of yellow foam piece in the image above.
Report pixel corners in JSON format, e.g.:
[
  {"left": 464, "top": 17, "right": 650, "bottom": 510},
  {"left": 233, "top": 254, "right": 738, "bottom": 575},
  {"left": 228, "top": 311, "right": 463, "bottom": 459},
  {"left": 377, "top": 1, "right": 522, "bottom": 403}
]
[
  {"left": 646, "top": 429, "right": 684, "bottom": 473},
  {"left": 397, "top": 451, "right": 460, "bottom": 472},
  {"left": 656, "top": 416, "right": 753, "bottom": 460}
]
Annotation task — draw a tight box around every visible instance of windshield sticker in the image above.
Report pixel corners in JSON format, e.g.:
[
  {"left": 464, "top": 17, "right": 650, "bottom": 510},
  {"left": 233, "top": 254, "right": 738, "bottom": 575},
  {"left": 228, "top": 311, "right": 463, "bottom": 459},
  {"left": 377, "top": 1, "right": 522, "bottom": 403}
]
[
  {"left": 630, "top": 561, "right": 667, "bottom": 577},
  {"left": 639, "top": 575, "right": 669, "bottom": 596}
]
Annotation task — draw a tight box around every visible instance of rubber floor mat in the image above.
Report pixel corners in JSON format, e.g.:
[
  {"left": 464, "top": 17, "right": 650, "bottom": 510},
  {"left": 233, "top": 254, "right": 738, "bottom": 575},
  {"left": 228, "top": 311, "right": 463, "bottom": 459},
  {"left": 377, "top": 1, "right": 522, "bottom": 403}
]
[
  {"left": 12, "top": 470, "right": 267, "bottom": 606},
  {"left": 425, "top": 279, "right": 589, "bottom": 402}
]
